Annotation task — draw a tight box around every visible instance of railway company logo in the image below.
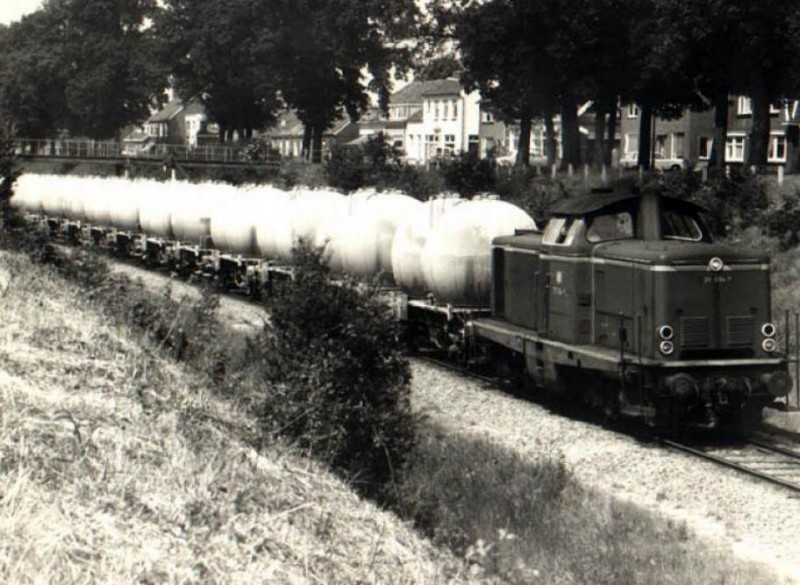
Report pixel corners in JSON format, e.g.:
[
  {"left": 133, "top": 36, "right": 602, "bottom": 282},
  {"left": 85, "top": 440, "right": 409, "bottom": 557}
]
[{"left": 708, "top": 257, "right": 724, "bottom": 272}]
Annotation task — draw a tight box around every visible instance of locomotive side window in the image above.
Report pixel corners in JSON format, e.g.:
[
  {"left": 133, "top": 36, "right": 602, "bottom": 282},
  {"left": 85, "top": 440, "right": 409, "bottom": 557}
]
[
  {"left": 586, "top": 212, "right": 635, "bottom": 243},
  {"left": 662, "top": 211, "right": 704, "bottom": 241},
  {"left": 543, "top": 217, "right": 584, "bottom": 245}
]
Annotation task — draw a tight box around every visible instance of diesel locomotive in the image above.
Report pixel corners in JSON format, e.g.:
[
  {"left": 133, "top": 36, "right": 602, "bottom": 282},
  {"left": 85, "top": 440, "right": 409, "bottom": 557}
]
[{"left": 462, "top": 189, "right": 792, "bottom": 429}]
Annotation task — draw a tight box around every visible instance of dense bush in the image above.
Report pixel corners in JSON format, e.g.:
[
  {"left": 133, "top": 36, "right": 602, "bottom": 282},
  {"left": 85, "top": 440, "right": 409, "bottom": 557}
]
[
  {"left": 657, "top": 168, "right": 769, "bottom": 238},
  {"left": 325, "top": 132, "right": 406, "bottom": 192},
  {"left": 256, "top": 242, "right": 416, "bottom": 500},
  {"left": 438, "top": 151, "right": 496, "bottom": 197},
  {"left": 762, "top": 188, "right": 800, "bottom": 250}
]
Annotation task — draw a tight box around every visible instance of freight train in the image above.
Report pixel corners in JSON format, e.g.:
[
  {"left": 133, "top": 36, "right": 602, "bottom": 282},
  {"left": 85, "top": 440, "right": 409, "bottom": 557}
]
[{"left": 9, "top": 174, "right": 793, "bottom": 430}]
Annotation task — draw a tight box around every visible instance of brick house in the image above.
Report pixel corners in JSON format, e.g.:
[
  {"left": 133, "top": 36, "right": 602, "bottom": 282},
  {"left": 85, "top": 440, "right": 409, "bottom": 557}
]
[{"left": 619, "top": 97, "right": 800, "bottom": 171}]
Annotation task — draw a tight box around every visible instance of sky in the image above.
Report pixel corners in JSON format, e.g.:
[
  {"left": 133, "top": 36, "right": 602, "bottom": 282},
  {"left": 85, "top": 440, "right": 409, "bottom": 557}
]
[{"left": 0, "top": 0, "right": 43, "bottom": 26}]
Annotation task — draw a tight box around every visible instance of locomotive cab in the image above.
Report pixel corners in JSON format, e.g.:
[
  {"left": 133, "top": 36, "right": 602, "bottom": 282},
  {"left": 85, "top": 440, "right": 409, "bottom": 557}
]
[{"left": 478, "top": 189, "right": 791, "bottom": 429}]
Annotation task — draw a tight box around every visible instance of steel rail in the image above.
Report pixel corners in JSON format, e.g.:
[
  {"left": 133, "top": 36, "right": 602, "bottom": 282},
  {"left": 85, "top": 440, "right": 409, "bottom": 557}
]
[{"left": 662, "top": 438, "right": 800, "bottom": 494}]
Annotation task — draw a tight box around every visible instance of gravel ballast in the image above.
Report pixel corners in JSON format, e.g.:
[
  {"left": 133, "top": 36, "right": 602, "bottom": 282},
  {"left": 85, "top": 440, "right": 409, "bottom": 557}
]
[{"left": 410, "top": 361, "right": 800, "bottom": 583}]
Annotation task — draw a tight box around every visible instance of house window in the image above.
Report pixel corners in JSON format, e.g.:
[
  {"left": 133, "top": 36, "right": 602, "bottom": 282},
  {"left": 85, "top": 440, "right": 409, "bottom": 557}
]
[
  {"left": 655, "top": 134, "right": 668, "bottom": 158},
  {"left": 482, "top": 111, "right": 494, "bottom": 123},
  {"left": 768, "top": 134, "right": 787, "bottom": 163},
  {"left": 770, "top": 102, "right": 782, "bottom": 116},
  {"left": 627, "top": 104, "right": 639, "bottom": 118},
  {"left": 531, "top": 128, "right": 545, "bottom": 157},
  {"left": 698, "top": 136, "right": 712, "bottom": 160},
  {"left": 737, "top": 96, "right": 752, "bottom": 116},
  {"left": 443, "top": 101, "right": 450, "bottom": 120},
  {"left": 624, "top": 133, "right": 638, "bottom": 155},
  {"left": 426, "top": 134, "right": 438, "bottom": 158},
  {"left": 444, "top": 134, "right": 456, "bottom": 153},
  {"left": 434, "top": 101, "right": 440, "bottom": 121},
  {"left": 452, "top": 101, "right": 458, "bottom": 120},
  {"left": 726, "top": 135, "right": 746, "bottom": 162},
  {"left": 671, "top": 132, "right": 685, "bottom": 158}
]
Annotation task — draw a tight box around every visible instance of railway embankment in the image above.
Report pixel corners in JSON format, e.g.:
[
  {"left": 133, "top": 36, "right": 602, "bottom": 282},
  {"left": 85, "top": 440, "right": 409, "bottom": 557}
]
[{"left": 0, "top": 241, "right": 793, "bottom": 584}]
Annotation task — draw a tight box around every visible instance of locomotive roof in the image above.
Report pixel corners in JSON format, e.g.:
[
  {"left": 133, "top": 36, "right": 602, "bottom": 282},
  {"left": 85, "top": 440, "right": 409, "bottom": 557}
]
[{"left": 549, "top": 190, "right": 706, "bottom": 216}]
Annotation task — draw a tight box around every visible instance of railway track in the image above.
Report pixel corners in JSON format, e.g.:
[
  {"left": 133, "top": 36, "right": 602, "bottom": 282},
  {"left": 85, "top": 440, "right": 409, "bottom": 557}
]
[{"left": 662, "top": 436, "right": 800, "bottom": 495}]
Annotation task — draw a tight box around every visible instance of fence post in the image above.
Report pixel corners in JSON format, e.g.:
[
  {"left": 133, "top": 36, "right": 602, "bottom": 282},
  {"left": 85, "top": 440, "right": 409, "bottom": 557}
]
[
  {"left": 551, "top": 163, "right": 557, "bottom": 179},
  {"left": 778, "top": 165, "right": 785, "bottom": 187},
  {"left": 601, "top": 164, "right": 608, "bottom": 184},
  {"left": 583, "top": 163, "right": 589, "bottom": 183}
]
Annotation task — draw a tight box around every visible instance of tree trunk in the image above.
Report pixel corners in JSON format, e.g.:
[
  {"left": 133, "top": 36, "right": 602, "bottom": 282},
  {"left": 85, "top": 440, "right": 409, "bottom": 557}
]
[
  {"left": 748, "top": 77, "right": 770, "bottom": 169},
  {"left": 593, "top": 106, "right": 607, "bottom": 167},
  {"left": 301, "top": 124, "right": 312, "bottom": 161},
  {"left": 560, "top": 101, "right": 580, "bottom": 169},
  {"left": 311, "top": 125, "right": 324, "bottom": 164},
  {"left": 516, "top": 115, "right": 532, "bottom": 166},
  {"left": 710, "top": 93, "right": 728, "bottom": 168},
  {"left": 605, "top": 100, "right": 618, "bottom": 166},
  {"left": 637, "top": 104, "right": 652, "bottom": 170},
  {"left": 544, "top": 107, "right": 557, "bottom": 166}
]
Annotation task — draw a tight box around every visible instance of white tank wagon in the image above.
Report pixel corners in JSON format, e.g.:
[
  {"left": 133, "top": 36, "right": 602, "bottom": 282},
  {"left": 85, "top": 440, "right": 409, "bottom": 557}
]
[
  {"left": 314, "top": 189, "right": 388, "bottom": 272},
  {"left": 170, "top": 181, "right": 234, "bottom": 245},
  {"left": 420, "top": 198, "right": 538, "bottom": 306},
  {"left": 105, "top": 178, "right": 141, "bottom": 232},
  {"left": 391, "top": 195, "right": 462, "bottom": 293},
  {"left": 10, "top": 173, "right": 51, "bottom": 215},
  {"left": 332, "top": 192, "right": 423, "bottom": 278},
  {"left": 138, "top": 180, "right": 175, "bottom": 240},
  {"left": 256, "top": 188, "right": 345, "bottom": 261}
]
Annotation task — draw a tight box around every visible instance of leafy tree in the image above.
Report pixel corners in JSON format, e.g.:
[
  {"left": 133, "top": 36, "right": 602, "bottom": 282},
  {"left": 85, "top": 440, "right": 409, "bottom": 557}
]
[
  {"left": 655, "top": 0, "right": 800, "bottom": 169},
  {"left": 156, "top": 0, "right": 282, "bottom": 142},
  {"left": 0, "top": 0, "right": 166, "bottom": 140},
  {"left": 452, "top": 0, "right": 558, "bottom": 167},
  {"left": 0, "top": 11, "right": 69, "bottom": 137},
  {"left": 267, "top": 0, "right": 420, "bottom": 162},
  {"left": 414, "top": 54, "right": 463, "bottom": 81}
]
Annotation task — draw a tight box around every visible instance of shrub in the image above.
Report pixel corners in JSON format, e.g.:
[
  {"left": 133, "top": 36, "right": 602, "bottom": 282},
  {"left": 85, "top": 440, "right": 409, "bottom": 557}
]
[
  {"left": 657, "top": 168, "right": 769, "bottom": 239},
  {"left": 762, "top": 187, "right": 800, "bottom": 250},
  {"left": 256, "top": 241, "right": 415, "bottom": 500},
  {"left": 438, "top": 151, "right": 496, "bottom": 197},
  {"left": 325, "top": 132, "right": 406, "bottom": 192}
]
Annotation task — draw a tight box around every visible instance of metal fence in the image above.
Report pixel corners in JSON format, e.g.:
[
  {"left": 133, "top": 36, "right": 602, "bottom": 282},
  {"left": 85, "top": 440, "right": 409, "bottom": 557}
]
[{"left": 13, "top": 138, "right": 282, "bottom": 165}]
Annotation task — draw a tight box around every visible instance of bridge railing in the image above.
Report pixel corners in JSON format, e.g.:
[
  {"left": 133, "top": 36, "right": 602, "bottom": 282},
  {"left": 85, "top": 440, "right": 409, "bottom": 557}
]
[{"left": 14, "top": 138, "right": 282, "bottom": 165}]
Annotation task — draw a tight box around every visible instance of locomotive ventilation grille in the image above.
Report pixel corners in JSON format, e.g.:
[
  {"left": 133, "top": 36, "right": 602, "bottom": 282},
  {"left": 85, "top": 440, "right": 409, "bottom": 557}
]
[
  {"left": 725, "top": 315, "right": 755, "bottom": 347},
  {"left": 680, "top": 317, "right": 710, "bottom": 348}
]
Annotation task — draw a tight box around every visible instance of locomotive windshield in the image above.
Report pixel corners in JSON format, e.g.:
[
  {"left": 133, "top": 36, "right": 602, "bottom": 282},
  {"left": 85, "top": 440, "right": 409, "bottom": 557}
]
[
  {"left": 586, "top": 211, "right": 635, "bottom": 243},
  {"left": 661, "top": 210, "right": 705, "bottom": 242}
]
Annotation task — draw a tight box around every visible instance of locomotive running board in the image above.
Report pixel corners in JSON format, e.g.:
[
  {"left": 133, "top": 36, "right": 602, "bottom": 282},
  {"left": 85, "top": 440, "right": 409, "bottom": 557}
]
[{"left": 467, "top": 318, "right": 786, "bottom": 373}]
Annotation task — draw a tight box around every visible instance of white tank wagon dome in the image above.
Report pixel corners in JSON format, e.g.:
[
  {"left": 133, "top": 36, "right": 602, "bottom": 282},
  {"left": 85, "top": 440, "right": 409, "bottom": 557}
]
[
  {"left": 257, "top": 188, "right": 345, "bottom": 261},
  {"left": 10, "top": 173, "right": 54, "bottom": 215},
  {"left": 391, "top": 194, "right": 462, "bottom": 293},
  {"left": 138, "top": 180, "right": 175, "bottom": 239},
  {"left": 421, "top": 198, "right": 538, "bottom": 306},
  {"left": 332, "top": 192, "right": 423, "bottom": 278}
]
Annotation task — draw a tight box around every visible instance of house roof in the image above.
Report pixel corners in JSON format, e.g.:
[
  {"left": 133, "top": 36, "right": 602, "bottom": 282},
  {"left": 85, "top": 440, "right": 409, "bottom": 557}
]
[
  {"left": 390, "top": 78, "right": 463, "bottom": 105},
  {"left": 148, "top": 99, "right": 185, "bottom": 123},
  {"left": 183, "top": 101, "right": 206, "bottom": 116},
  {"left": 266, "top": 109, "right": 354, "bottom": 138}
]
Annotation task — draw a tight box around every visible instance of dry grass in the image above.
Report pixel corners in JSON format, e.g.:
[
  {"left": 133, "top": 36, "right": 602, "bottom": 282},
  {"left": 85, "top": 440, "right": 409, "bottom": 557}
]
[
  {"left": 400, "top": 425, "right": 782, "bottom": 585},
  {"left": 0, "top": 252, "right": 477, "bottom": 584}
]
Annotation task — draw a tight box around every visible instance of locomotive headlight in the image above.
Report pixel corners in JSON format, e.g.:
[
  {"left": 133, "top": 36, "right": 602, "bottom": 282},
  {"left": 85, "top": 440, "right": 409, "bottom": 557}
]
[
  {"left": 762, "top": 338, "right": 777, "bottom": 353},
  {"left": 659, "top": 340, "right": 675, "bottom": 355},
  {"left": 657, "top": 325, "right": 674, "bottom": 340},
  {"left": 761, "top": 323, "right": 776, "bottom": 338},
  {"left": 762, "top": 371, "right": 791, "bottom": 397}
]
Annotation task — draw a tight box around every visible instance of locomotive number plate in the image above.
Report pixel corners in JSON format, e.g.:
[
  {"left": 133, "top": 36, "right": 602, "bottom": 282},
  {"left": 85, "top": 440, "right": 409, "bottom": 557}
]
[{"left": 703, "top": 275, "right": 733, "bottom": 284}]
